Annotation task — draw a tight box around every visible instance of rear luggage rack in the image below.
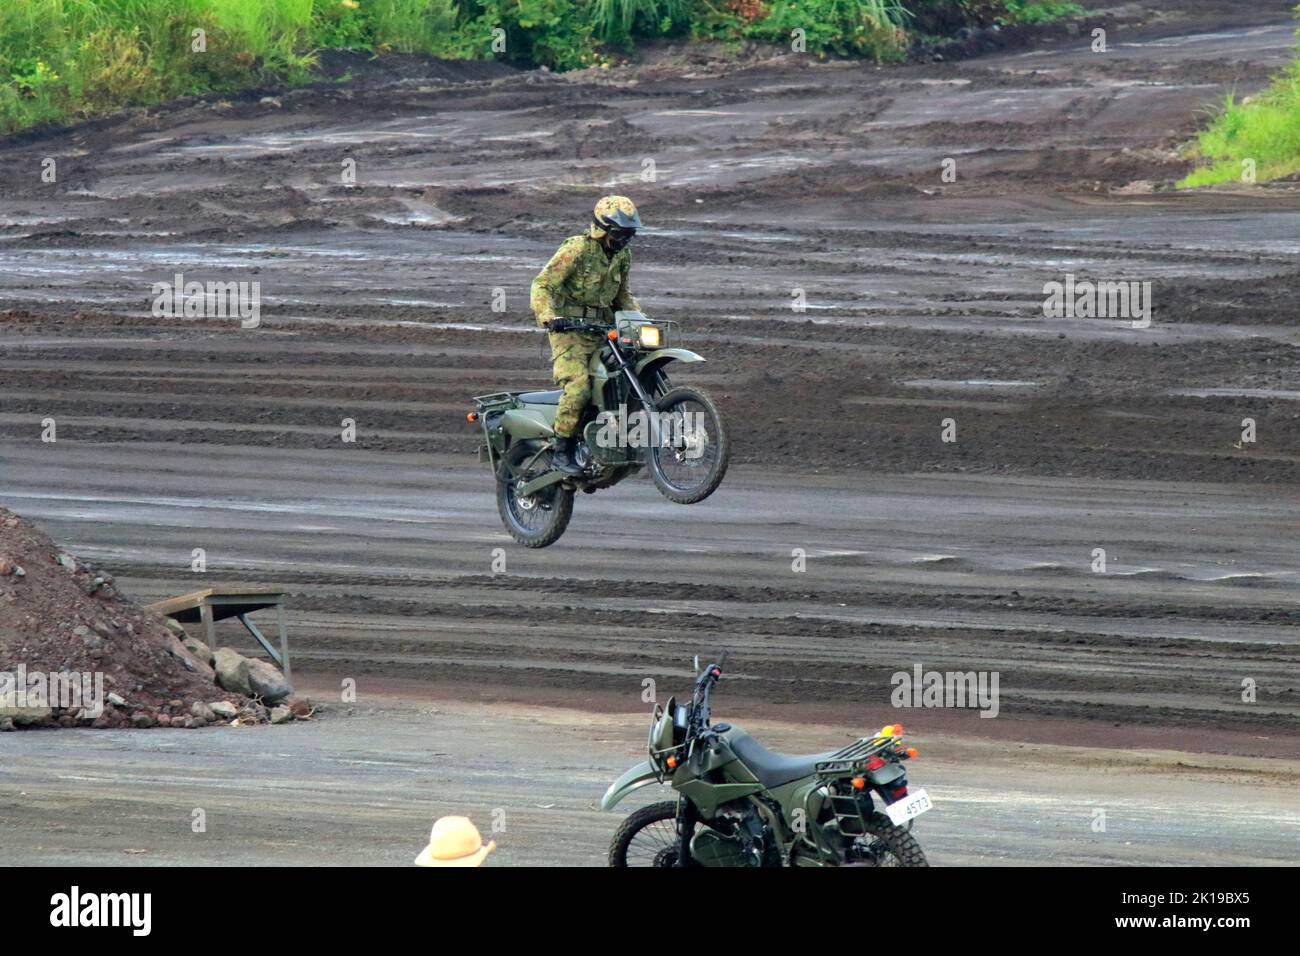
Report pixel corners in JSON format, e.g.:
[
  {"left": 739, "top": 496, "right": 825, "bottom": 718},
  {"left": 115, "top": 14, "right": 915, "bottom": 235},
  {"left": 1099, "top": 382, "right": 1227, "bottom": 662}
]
[
  {"left": 472, "top": 391, "right": 518, "bottom": 411},
  {"left": 814, "top": 735, "right": 897, "bottom": 777},
  {"left": 814, "top": 735, "right": 905, "bottom": 848},
  {"left": 470, "top": 392, "right": 520, "bottom": 472}
]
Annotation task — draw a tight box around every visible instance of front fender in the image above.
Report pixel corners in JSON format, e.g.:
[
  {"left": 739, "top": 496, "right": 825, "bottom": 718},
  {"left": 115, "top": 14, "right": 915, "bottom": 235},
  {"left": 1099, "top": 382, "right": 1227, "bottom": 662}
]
[
  {"left": 601, "top": 760, "right": 660, "bottom": 811},
  {"left": 635, "top": 348, "right": 704, "bottom": 377}
]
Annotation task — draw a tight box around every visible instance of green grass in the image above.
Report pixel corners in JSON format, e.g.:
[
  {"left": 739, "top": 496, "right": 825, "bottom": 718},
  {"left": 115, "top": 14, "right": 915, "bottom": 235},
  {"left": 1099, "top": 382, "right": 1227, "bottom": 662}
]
[
  {"left": 0, "top": 0, "right": 460, "bottom": 133},
  {"left": 0, "top": 0, "right": 1089, "bottom": 134},
  {"left": 1179, "top": 54, "right": 1300, "bottom": 187},
  {"left": 692, "top": 0, "right": 913, "bottom": 62},
  {"left": 591, "top": 0, "right": 690, "bottom": 43},
  {"left": 1001, "top": 1, "right": 1083, "bottom": 26}
]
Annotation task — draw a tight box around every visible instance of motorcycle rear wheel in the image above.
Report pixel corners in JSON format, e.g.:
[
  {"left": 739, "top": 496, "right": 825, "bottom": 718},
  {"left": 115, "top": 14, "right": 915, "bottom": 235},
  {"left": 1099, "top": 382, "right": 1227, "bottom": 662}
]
[
  {"left": 845, "top": 815, "right": 929, "bottom": 867},
  {"left": 496, "top": 442, "right": 574, "bottom": 548}
]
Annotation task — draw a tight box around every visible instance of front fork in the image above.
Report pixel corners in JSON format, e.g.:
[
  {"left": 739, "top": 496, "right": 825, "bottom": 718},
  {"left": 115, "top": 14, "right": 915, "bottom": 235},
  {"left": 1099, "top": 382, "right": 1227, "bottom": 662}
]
[
  {"left": 535, "top": 346, "right": 667, "bottom": 471},
  {"left": 607, "top": 341, "right": 659, "bottom": 413},
  {"left": 676, "top": 795, "right": 697, "bottom": 867},
  {"left": 607, "top": 343, "right": 683, "bottom": 459}
]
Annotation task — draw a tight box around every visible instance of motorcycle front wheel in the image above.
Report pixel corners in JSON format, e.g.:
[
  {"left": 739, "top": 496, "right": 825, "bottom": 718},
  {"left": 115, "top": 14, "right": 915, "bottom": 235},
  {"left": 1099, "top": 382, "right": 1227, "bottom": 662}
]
[
  {"left": 608, "top": 800, "right": 698, "bottom": 867},
  {"left": 496, "top": 441, "right": 573, "bottom": 548},
  {"left": 647, "top": 385, "right": 730, "bottom": 504}
]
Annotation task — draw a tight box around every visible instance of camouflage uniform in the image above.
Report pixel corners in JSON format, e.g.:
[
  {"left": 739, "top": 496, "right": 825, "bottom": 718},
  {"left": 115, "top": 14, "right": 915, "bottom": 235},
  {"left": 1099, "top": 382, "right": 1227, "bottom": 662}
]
[{"left": 531, "top": 231, "right": 641, "bottom": 437}]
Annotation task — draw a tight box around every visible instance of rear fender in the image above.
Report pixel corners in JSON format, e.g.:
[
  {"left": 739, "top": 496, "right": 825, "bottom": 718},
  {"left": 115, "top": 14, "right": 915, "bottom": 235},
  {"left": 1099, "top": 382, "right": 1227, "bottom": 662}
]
[{"left": 601, "top": 760, "right": 661, "bottom": 811}]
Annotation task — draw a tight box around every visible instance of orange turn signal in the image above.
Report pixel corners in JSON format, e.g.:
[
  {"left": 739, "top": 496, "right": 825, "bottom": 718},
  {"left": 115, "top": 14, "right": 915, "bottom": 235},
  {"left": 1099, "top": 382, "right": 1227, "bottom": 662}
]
[
  {"left": 906, "top": 747, "right": 919, "bottom": 759},
  {"left": 666, "top": 755, "right": 677, "bottom": 768},
  {"left": 851, "top": 776, "right": 865, "bottom": 789},
  {"left": 467, "top": 412, "right": 478, "bottom": 423},
  {"left": 607, "top": 329, "right": 618, "bottom": 340}
]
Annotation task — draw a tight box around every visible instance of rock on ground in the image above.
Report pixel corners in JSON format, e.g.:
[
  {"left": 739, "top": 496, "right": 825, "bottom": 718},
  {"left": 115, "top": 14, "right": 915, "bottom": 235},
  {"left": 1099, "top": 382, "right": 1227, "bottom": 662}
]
[
  {"left": 247, "top": 658, "right": 293, "bottom": 703},
  {"left": 212, "top": 648, "right": 252, "bottom": 696},
  {"left": 209, "top": 701, "right": 238, "bottom": 720}
]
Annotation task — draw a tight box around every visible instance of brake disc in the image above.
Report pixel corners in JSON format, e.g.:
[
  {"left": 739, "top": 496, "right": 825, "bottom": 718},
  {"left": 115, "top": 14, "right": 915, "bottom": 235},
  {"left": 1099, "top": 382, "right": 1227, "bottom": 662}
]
[
  {"left": 653, "top": 846, "right": 679, "bottom": 868},
  {"left": 509, "top": 471, "right": 535, "bottom": 508},
  {"left": 682, "top": 429, "right": 707, "bottom": 460}
]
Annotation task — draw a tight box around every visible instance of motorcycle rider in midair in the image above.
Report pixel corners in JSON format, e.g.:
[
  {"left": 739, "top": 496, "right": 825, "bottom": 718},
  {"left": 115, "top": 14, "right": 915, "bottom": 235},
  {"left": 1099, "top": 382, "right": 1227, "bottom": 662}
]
[{"left": 530, "top": 195, "right": 642, "bottom": 477}]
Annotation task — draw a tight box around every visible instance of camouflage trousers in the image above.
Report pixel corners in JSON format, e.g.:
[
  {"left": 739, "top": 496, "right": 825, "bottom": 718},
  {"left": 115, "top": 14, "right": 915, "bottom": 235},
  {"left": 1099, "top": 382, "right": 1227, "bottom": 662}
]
[{"left": 548, "top": 331, "right": 603, "bottom": 437}]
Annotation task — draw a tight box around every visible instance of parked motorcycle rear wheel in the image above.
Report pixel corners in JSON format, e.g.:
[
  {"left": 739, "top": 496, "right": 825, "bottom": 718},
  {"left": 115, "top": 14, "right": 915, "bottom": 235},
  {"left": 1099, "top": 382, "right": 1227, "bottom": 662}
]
[
  {"left": 648, "top": 385, "right": 730, "bottom": 504},
  {"left": 845, "top": 815, "right": 929, "bottom": 867},
  {"left": 496, "top": 442, "right": 573, "bottom": 548}
]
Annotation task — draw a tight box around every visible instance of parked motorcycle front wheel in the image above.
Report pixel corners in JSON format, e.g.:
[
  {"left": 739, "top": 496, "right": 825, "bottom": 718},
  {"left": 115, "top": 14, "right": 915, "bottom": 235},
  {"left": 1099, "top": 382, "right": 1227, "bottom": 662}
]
[
  {"left": 496, "top": 442, "right": 573, "bottom": 548},
  {"left": 648, "top": 385, "right": 730, "bottom": 504},
  {"left": 608, "top": 800, "right": 698, "bottom": 867}
]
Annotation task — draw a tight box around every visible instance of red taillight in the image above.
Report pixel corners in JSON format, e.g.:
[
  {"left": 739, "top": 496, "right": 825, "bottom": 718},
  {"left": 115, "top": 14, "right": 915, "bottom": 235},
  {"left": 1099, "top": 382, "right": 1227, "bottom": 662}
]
[
  {"left": 865, "top": 756, "right": 885, "bottom": 771},
  {"left": 891, "top": 786, "right": 908, "bottom": 800}
]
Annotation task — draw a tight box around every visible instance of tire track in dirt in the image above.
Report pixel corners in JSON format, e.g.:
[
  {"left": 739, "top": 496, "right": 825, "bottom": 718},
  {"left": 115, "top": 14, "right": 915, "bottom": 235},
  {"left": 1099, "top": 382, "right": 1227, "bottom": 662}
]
[{"left": 1, "top": 437, "right": 1295, "bottom": 753}]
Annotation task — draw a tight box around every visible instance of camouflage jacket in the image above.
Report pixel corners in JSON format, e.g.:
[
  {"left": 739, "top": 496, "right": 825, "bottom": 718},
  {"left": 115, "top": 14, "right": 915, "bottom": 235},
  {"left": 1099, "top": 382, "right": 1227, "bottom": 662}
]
[{"left": 530, "top": 234, "right": 641, "bottom": 328}]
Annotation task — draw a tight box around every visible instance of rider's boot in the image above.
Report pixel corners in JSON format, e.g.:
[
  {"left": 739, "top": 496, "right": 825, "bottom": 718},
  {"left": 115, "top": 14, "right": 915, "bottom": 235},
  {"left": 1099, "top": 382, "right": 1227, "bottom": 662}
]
[{"left": 550, "top": 435, "right": 585, "bottom": 477}]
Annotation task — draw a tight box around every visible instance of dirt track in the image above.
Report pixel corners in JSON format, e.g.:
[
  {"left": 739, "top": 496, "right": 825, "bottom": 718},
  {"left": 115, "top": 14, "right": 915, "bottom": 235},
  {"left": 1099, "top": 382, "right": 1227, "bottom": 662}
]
[
  {"left": 1, "top": 0, "right": 1298, "bottom": 782},
  {"left": 5, "top": 686, "right": 1298, "bottom": 866}
]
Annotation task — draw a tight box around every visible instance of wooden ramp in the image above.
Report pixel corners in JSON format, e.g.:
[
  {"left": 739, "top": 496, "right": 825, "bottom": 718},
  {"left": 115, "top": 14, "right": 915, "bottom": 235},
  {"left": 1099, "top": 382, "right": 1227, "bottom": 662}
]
[{"left": 148, "top": 586, "right": 290, "bottom": 681}]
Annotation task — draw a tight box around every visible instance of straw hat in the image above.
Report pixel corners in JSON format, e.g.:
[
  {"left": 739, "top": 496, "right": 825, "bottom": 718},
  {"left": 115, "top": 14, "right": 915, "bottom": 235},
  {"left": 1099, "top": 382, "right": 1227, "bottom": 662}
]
[{"left": 414, "top": 816, "right": 496, "bottom": 867}]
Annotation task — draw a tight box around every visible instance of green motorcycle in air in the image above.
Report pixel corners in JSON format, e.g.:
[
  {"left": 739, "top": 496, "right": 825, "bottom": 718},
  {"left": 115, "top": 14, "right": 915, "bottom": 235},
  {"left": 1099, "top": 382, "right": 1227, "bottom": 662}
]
[
  {"left": 603, "top": 657, "right": 933, "bottom": 867},
  {"left": 469, "top": 311, "right": 729, "bottom": 548}
]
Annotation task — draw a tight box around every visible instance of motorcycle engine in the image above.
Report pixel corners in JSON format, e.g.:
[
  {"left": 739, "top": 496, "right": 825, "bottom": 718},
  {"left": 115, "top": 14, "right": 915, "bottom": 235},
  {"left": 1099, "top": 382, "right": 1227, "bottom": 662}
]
[
  {"left": 689, "top": 803, "right": 774, "bottom": 867},
  {"left": 582, "top": 420, "right": 632, "bottom": 467}
]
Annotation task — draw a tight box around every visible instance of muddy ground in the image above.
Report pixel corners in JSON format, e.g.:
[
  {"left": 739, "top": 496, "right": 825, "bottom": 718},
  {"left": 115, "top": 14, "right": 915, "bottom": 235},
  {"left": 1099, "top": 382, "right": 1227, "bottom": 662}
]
[
  {"left": 0, "top": 0, "right": 1298, "bottom": 860},
  {"left": 1, "top": 2, "right": 1298, "bottom": 481}
]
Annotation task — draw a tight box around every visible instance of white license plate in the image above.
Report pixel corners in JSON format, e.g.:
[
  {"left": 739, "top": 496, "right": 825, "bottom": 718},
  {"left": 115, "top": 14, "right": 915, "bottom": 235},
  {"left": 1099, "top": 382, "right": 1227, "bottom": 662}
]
[{"left": 885, "top": 788, "right": 933, "bottom": 826}]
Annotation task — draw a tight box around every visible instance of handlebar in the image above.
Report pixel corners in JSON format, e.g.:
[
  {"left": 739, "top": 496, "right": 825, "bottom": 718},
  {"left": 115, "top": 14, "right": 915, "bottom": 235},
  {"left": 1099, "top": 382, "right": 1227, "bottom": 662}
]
[
  {"left": 543, "top": 318, "right": 613, "bottom": 335},
  {"left": 687, "top": 653, "right": 727, "bottom": 744}
]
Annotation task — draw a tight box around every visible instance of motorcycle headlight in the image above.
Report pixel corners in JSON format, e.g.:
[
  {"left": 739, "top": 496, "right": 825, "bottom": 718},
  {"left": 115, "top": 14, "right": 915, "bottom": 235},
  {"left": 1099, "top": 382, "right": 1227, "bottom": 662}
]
[{"left": 637, "top": 325, "right": 663, "bottom": 349}]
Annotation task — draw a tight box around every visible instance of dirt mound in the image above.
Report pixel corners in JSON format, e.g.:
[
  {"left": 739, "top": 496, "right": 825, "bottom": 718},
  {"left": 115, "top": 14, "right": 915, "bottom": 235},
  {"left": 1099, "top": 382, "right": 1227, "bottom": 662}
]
[
  {"left": 0, "top": 507, "right": 241, "bottom": 729},
  {"left": 311, "top": 49, "right": 519, "bottom": 86}
]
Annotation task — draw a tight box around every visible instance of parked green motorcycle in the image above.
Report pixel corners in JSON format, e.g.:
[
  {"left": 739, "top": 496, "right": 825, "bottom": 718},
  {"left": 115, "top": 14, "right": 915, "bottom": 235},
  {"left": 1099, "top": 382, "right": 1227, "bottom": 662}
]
[
  {"left": 603, "top": 657, "right": 932, "bottom": 867},
  {"left": 469, "top": 311, "right": 729, "bottom": 547}
]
